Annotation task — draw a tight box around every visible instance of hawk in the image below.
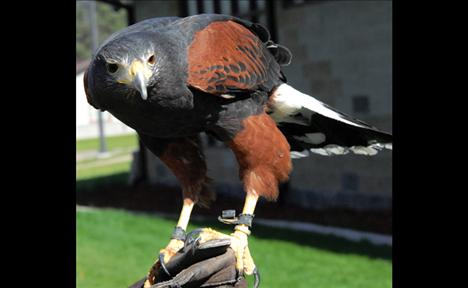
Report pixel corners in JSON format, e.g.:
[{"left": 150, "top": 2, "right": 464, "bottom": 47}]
[{"left": 84, "top": 14, "right": 392, "bottom": 286}]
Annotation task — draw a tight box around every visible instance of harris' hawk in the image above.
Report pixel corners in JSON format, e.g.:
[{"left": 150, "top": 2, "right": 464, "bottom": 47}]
[{"left": 84, "top": 14, "right": 392, "bottom": 286}]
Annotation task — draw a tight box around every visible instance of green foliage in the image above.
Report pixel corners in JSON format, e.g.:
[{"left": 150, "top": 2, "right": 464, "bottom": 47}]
[
  {"left": 76, "top": 1, "right": 127, "bottom": 61},
  {"left": 77, "top": 208, "right": 392, "bottom": 288}
]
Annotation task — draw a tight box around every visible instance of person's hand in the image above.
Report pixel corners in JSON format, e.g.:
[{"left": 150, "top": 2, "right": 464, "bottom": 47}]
[{"left": 129, "top": 228, "right": 259, "bottom": 288}]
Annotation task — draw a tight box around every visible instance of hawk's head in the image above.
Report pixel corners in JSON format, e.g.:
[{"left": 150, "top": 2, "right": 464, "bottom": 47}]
[{"left": 84, "top": 31, "right": 169, "bottom": 111}]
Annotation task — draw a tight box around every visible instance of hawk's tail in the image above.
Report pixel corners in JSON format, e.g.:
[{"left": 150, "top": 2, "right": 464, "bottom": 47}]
[{"left": 268, "top": 84, "right": 392, "bottom": 158}]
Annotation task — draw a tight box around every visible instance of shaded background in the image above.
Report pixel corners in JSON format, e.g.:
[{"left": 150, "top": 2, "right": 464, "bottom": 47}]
[{"left": 76, "top": 1, "right": 392, "bottom": 287}]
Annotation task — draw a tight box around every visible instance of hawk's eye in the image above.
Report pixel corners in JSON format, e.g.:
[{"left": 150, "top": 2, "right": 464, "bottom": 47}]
[
  {"left": 106, "top": 63, "right": 119, "bottom": 74},
  {"left": 147, "top": 55, "right": 155, "bottom": 65}
]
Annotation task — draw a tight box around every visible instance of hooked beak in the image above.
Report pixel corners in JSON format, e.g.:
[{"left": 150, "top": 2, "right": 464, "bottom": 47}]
[
  {"left": 118, "top": 60, "right": 151, "bottom": 101},
  {"left": 133, "top": 71, "right": 148, "bottom": 100}
]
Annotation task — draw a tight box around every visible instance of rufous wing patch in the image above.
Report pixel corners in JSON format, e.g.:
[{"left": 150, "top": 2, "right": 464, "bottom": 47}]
[{"left": 187, "top": 20, "right": 269, "bottom": 95}]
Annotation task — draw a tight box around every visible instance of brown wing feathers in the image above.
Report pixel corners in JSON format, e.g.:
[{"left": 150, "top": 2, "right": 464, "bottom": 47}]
[
  {"left": 187, "top": 20, "right": 270, "bottom": 94},
  {"left": 187, "top": 20, "right": 292, "bottom": 200}
]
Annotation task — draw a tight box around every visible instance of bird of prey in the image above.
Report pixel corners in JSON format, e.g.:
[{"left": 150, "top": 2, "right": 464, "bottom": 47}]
[{"left": 84, "top": 14, "right": 392, "bottom": 286}]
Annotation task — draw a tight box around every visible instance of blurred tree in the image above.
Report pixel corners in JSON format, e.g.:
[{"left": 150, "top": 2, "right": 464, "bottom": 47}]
[{"left": 76, "top": 1, "right": 127, "bottom": 61}]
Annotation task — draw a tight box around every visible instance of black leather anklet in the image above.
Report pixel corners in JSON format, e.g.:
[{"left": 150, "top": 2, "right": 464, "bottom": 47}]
[
  {"left": 218, "top": 210, "right": 255, "bottom": 227},
  {"left": 171, "top": 226, "right": 186, "bottom": 241}
]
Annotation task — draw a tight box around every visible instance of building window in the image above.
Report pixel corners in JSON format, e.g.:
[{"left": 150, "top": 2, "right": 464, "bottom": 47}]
[
  {"left": 186, "top": 0, "right": 265, "bottom": 19},
  {"left": 352, "top": 95, "right": 370, "bottom": 114}
]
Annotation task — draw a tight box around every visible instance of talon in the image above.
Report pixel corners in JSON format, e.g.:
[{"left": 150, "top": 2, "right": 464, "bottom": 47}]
[
  {"left": 159, "top": 253, "right": 171, "bottom": 277},
  {"left": 190, "top": 236, "right": 201, "bottom": 255},
  {"left": 159, "top": 253, "right": 172, "bottom": 277},
  {"left": 184, "top": 228, "right": 205, "bottom": 247},
  {"left": 253, "top": 267, "right": 260, "bottom": 288},
  {"left": 147, "top": 239, "right": 184, "bottom": 285}
]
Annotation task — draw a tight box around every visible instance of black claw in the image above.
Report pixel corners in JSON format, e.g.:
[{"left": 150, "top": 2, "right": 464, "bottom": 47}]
[
  {"left": 190, "top": 237, "right": 201, "bottom": 255},
  {"left": 184, "top": 228, "right": 205, "bottom": 247},
  {"left": 253, "top": 267, "right": 260, "bottom": 288},
  {"left": 159, "top": 253, "right": 171, "bottom": 277}
]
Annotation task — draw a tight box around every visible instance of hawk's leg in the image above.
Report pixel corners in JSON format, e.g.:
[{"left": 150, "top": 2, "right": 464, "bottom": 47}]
[
  {"left": 138, "top": 134, "right": 214, "bottom": 287},
  {"left": 161, "top": 197, "right": 195, "bottom": 262},
  {"left": 144, "top": 196, "right": 199, "bottom": 287},
  {"left": 196, "top": 113, "right": 292, "bottom": 276},
  {"left": 231, "top": 192, "right": 259, "bottom": 275},
  {"left": 191, "top": 192, "right": 259, "bottom": 277}
]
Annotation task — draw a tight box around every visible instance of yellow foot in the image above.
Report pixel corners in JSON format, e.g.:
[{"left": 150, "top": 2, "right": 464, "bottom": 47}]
[
  {"left": 193, "top": 227, "right": 257, "bottom": 276},
  {"left": 144, "top": 239, "right": 185, "bottom": 287},
  {"left": 160, "top": 239, "right": 185, "bottom": 263}
]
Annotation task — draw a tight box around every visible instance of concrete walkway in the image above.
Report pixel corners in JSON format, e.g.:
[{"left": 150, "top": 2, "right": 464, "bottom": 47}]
[
  {"left": 76, "top": 154, "right": 132, "bottom": 170},
  {"left": 254, "top": 218, "right": 392, "bottom": 246},
  {"left": 76, "top": 147, "right": 135, "bottom": 162}
]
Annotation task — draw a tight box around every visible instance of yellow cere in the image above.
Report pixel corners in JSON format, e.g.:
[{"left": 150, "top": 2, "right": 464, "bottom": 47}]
[{"left": 116, "top": 59, "right": 153, "bottom": 84}]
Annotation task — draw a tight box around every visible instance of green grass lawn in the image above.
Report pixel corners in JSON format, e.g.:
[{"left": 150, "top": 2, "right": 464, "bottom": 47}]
[
  {"left": 77, "top": 134, "right": 138, "bottom": 152},
  {"left": 76, "top": 134, "right": 137, "bottom": 181},
  {"left": 77, "top": 208, "right": 392, "bottom": 288}
]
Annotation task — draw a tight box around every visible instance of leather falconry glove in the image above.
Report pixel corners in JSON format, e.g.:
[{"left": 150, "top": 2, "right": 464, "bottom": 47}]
[{"left": 129, "top": 232, "right": 257, "bottom": 288}]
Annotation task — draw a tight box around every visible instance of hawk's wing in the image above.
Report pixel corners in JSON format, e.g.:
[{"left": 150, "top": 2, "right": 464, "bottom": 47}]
[{"left": 186, "top": 19, "right": 285, "bottom": 96}]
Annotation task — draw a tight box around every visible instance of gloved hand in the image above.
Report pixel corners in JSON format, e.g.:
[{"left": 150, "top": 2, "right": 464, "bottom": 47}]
[{"left": 129, "top": 230, "right": 257, "bottom": 288}]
